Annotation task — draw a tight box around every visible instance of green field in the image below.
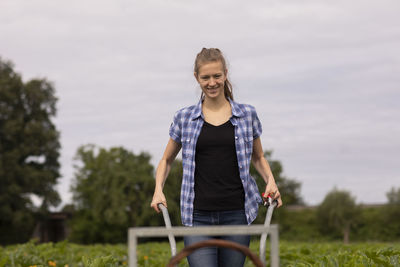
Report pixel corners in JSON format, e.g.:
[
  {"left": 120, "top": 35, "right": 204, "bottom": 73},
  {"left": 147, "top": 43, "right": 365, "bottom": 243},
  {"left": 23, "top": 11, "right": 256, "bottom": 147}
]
[{"left": 1, "top": 240, "right": 399, "bottom": 266}]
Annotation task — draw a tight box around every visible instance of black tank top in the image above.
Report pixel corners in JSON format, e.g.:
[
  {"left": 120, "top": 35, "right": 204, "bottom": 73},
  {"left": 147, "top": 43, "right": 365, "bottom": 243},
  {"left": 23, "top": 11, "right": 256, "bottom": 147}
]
[{"left": 193, "top": 120, "right": 245, "bottom": 211}]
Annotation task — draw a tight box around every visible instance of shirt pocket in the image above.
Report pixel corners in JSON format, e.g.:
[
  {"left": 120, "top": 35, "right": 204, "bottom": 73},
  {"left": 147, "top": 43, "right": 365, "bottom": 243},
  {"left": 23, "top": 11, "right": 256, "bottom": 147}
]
[{"left": 181, "top": 135, "right": 193, "bottom": 159}]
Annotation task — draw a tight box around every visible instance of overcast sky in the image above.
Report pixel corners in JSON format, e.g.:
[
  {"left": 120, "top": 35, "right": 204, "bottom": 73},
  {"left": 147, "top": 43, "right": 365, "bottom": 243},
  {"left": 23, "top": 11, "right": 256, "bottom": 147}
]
[{"left": 1, "top": 0, "right": 399, "bottom": 208}]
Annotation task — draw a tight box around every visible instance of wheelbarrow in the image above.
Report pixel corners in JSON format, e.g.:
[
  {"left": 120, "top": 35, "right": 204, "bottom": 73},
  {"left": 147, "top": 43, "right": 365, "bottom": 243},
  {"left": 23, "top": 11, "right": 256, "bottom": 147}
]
[{"left": 158, "top": 193, "right": 278, "bottom": 267}]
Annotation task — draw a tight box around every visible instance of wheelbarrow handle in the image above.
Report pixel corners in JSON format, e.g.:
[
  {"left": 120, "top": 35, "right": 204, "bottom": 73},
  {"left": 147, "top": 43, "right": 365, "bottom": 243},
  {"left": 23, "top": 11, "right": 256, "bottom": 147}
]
[
  {"left": 259, "top": 193, "right": 278, "bottom": 265},
  {"left": 157, "top": 203, "right": 177, "bottom": 257}
]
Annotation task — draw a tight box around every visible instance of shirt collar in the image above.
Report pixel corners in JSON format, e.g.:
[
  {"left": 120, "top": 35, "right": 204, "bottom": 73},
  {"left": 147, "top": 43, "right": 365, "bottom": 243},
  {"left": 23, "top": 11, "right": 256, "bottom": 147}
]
[{"left": 190, "top": 97, "right": 245, "bottom": 120}]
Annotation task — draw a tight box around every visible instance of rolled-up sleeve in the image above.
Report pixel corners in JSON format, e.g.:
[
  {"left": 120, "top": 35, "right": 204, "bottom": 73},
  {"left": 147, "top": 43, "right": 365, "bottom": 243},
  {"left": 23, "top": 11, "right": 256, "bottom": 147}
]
[
  {"left": 169, "top": 111, "right": 182, "bottom": 144},
  {"left": 251, "top": 107, "right": 262, "bottom": 139}
]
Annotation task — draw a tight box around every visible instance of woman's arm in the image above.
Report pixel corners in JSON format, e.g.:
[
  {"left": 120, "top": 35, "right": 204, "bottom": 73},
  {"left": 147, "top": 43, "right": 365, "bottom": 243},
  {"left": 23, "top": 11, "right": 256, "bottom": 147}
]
[
  {"left": 251, "top": 137, "right": 283, "bottom": 207},
  {"left": 150, "top": 138, "right": 182, "bottom": 213}
]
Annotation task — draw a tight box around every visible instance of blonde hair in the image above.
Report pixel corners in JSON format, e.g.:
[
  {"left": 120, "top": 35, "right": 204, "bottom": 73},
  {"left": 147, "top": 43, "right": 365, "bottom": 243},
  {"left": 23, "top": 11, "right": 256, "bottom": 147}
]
[{"left": 194, "top": 48, "right": 233, "bottom": 100}]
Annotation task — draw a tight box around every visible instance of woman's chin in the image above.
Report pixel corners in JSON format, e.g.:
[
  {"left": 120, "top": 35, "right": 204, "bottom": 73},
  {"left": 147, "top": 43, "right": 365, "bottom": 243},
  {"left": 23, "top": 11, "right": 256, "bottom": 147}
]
[{"left": 204, "top": 89, "right": 223, "bottom": 99}]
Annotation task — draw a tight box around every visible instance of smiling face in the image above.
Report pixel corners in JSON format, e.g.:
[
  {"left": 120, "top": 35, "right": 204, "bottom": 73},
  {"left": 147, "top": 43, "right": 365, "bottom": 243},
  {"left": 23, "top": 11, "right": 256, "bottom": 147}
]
[{"left": 195, "top": 61, "right": 227, "bottom": 100}]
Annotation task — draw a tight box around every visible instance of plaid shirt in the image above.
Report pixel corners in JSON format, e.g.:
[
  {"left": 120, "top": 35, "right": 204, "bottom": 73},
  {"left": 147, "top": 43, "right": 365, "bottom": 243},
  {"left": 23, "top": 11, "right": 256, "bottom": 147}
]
[{"left": 169, "top": 98, "right": 263, "bottom": 226}]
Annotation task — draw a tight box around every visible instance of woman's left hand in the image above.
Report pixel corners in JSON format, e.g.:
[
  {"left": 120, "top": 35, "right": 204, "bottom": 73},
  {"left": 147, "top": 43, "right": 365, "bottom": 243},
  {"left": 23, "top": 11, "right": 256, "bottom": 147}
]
[{"left": 264, "top": 182, "right": 282, "bottom": 208}]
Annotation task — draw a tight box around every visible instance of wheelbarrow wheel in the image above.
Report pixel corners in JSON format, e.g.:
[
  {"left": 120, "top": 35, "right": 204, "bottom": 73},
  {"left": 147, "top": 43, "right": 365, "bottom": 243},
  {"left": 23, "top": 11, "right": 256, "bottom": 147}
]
[{"left": 166, "top": 239, "right": 264, "bottom": 267}]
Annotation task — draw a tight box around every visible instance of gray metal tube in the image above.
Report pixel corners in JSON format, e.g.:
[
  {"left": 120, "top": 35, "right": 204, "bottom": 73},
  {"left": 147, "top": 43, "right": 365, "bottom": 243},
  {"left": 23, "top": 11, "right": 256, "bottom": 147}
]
[
  {"left": 128, "top": 231, "right": 137, "bottom": 267},
  {"left": 270, "top": 225, "right": 280, "bottom": 267},
  {"left": 260, "top": 199, "right": 277, "bottom": 265},
  {"left": 158, "top": 203, "right": 177, "bottom": 256}
]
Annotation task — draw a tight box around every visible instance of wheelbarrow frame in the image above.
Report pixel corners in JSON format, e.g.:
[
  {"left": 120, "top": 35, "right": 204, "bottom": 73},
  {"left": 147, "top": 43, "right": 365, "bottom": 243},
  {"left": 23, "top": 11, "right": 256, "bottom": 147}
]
[{"left": 128, "top": 200, "right": 279, "bottom": 267}]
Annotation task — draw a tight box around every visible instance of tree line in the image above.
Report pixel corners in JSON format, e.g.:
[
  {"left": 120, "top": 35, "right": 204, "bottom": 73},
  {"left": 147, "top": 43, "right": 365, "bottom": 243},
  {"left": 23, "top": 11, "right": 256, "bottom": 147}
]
[
  {"left": 1, "top": 57, "right": 399, "bottom": 245},
  {"left": 68, "top": 146, "right": 400, "bottom": 244}
]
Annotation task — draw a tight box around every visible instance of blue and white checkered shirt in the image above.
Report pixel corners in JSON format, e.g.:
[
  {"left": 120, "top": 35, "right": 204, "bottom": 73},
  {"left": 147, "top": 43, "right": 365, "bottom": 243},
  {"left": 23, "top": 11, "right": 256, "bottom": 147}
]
[{"left": 169, "top": 98, "right": 263, "bottom": 226}]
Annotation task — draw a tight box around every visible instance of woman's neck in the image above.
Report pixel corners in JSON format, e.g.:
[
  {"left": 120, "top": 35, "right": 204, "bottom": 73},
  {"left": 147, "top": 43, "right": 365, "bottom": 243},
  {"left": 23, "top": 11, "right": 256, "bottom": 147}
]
[{"left": 202, "top": 95, "right": 229, "bottom": 111}]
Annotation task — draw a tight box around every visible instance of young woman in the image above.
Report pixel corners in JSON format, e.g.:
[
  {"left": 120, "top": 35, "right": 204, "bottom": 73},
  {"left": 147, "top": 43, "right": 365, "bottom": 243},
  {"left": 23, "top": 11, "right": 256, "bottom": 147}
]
[{"left": 151, "top": 48, "right": 282, "bottom": 267}]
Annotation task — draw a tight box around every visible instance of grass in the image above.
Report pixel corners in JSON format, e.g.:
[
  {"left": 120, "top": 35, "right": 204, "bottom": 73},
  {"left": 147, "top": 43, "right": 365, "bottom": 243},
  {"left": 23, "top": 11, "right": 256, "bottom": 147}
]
[{"left": 0, "top": 240, "right": 399, "bottom": 266}]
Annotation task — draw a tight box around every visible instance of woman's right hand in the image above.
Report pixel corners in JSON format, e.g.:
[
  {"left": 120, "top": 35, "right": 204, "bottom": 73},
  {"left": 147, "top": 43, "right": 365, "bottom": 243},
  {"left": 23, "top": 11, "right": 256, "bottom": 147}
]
[{"left": 150, "top": 190, "right": 167, "bottom": 213}]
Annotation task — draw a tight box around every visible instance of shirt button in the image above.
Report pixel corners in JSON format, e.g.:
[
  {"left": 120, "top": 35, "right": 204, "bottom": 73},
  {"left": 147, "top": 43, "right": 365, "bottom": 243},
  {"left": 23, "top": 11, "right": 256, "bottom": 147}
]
[
  {"left": 235, "top": 136, "right": 238, "bottom": 139},
  {"left": 239, "top": 165, "right": 242, "bottom": 168}
]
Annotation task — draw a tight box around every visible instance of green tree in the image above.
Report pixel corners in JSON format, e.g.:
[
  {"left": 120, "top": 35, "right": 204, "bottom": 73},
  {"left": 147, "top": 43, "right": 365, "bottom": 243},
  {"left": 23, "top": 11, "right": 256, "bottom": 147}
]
[
  {"left": 70, "top": 145, "right": 158, "bottom": 243},
  {"left": 382, "top": 186, "right": 400, "bottom": 240},
  {"left": 386, "top": 187, "right": 400, "bottom": 205},
  {"left": 317, "top": 188, "right": 360, "bottom": 243},
  {"left": 251, "top": 150, "right": 303, "bottom": 206},
  {"left": 0, "top": 58, "right": 61, "bottom": 244},
  {"left": 250, "top": 150, "right": 303, "bottom": 226}
]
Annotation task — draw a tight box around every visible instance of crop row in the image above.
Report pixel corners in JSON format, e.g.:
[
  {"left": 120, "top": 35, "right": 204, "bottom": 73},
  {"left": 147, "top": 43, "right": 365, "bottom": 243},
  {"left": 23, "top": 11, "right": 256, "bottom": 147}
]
[{"left": 1, "top": 240, "right": 399, "bottom": 266}]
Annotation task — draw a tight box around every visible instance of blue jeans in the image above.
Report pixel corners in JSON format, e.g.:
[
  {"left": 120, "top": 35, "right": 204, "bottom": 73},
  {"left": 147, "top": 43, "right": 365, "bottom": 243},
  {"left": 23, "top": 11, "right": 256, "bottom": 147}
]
[{"left": 183, "top": 209, "right": 250, "bottom": 267}]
